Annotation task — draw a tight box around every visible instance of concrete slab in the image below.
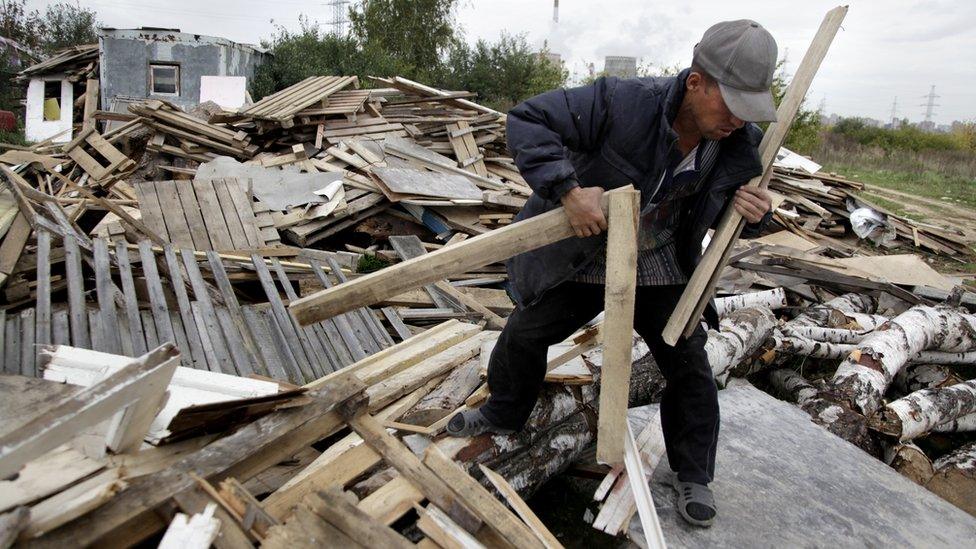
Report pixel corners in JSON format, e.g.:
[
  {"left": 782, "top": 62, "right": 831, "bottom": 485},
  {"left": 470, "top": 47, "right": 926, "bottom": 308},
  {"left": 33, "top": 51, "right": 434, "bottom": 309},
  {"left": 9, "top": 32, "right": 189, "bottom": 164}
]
[{"left": 627, "top": 380, "right": 976, "bottom": 548}]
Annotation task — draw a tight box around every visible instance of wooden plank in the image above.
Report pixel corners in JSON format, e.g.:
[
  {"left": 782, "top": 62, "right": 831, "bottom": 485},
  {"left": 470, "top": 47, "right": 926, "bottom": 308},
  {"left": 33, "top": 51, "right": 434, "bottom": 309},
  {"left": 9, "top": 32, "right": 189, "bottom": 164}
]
[
  {"left": 624, "top": 422, "right": 666, "bottom": 549},
  {"left": 92, "top": 239, "right": 123, "bottom": 354},
  {"left": 388, "top": 235, "right": 459, "bottom": 311},
  {"left": 180, "top": 249, "right": 241, "bottom": 375},
  {"left": 422, "top": 444, "right": 544, "bottom": 549},
  {"left": 415, "top": 504, "right": 486, "bottom": 549},
  {"left": 151, "top": 181, "right": 195, "bottom": 249},
  {"left": 4, "top": 314, "right": 19, "bottom": 375},
  {"left": 291, "top": 189, "right": 619, "bottom": 325},
  {"left": 382, "top": 307, "right": 412, "bottom": 341},
  {"left": 82, "top": 79, "right": 99, "bottom": 131},
  {"left": 211, "top": 178, "right": 252, "bottom": 249},
  {"left": 19, "top": 309, "right": 35, "bottom": 377},
  {"left": 305, "top": 258, "right": 369, "bottom": 362},
  {"left": 242, "top": 305, "right": 291, "bottom": 381},
  {"left": 0, "top": 344, "right": 179, "bottom": 478},
  {"left": 251, "top": 254, "right": 315, "bottom": 383},
  {"left": 303, "top": 488, "right": 413, "bottom": 549},
  {"left": 138, "top": 240, "right": 176, "bottom": 346},
  {"left": 663, "top": 5, "right": 848, "bottom": 344},
  {"left": 132, "top": 181, "right": 169, "bottom": 242},
  {"left": 63, "top": 235, "right": 90, "bottom": 348},
  {"left": 343, "top": 410, "right": 480, "bottom": 533},
  {"left": 31, "top": 373, "right": 366, "bottom": 547},
  {"left": 0, "top": 213, "right": 32, "bottom": 281},
  {"left": 51, "top": 309, "right": 69, "bottom": 347},
  {"left": 206, "top": 251, "right": 270, "bottom": 377},
  {"left": 223, "top": 179, "right": 264, "bottom": 247},
  {"left": 270, "top": 259, "right": 341, "bottom": 375},
  {"left": 597, "top": 190, "right": 639, "bottom": 466},
  {"left": 173, "top": 179, "right": 213, "bottom": 251},
  {"left": 358, "top": 476, "right": 424, "bottom": 526},
  {"left": 35, "top": 229, "right": 52, "bottom": 349},
  {"left": 191, "top": 179, "right": 236, "bottom": 251},
  {"left": 162, "top": 246, "right": 210, "bottom": 370},
  {"left": 326, "top": 256, "right": 392, "bottom": 350},
  {"left": 115, "top": 240, "right": 147, "bottom": 355},
  {"left": 479, "top": 465, "right": 564, "bottom": 549}
]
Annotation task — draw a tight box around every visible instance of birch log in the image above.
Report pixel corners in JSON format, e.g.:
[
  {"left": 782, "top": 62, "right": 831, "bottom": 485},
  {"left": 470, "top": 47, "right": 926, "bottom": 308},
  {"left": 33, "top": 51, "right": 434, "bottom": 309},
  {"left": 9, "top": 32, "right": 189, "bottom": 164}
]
[
  {"left": 933, "top": 412, "right": 976, "bottom": 433},
  {"left": 714, "top": 288, "right": 787, "bottom": 317},
  {"left": 883, "top": 442, "right": 934, "bottom": 486},
  {"left": 707, "top": 307, "right": 778, "bottom": 385},
  {"left": 831, "top": 306, "right": 976, "bottom": 415},
  {"left": 782, "top": 325, "right": 867, "bottom": 344},
  {"left": 768, "top": 368, "right": 818, "bottom": 406},
  {"left": 893, "top": 363, "right": 962, "bottom": 394},
  {"left": 790, "top": 294, "right": 877, "bottom": 327},
  {"left": 926, "top": 441, "right": 976, "bottom": 517},
  {"left": 870, "top": 379, "right": 976, "bottom": 441},
  {"left": 915, "top": 350, "right": 976, "bottom": 366},
  {"left": 400, "top": 358, "right": 482, "bottom": 426}
]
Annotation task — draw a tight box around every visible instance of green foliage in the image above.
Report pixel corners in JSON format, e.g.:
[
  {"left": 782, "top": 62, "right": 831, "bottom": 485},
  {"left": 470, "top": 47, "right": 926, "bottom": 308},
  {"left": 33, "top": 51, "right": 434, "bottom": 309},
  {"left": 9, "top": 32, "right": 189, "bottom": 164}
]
[
  {"left": 356, "top": 253, "right": 390, "bottom": 273},
  {"left": 0, "top": 1, "right": 98, "bottom": 55},
  {"left": 769, "top": 59, "right": 822, "bottom": 154},
  {"left": 440, "top": 34, "right": 566, "bottom": 111},
  {"left": 38, "top": 2, "right": 99, "bottom": 55},
  {"left": 252, "top": 17, "right": 409, "bottom": 98},
  {"left": 830, "top": 117, "right": 973, "bottom": 154},
  {"left": 348, "top": 0, "right": 460, "bottom": 82},
  {"left": 254, "top": 5, "right": 566, "bottom": 111}
]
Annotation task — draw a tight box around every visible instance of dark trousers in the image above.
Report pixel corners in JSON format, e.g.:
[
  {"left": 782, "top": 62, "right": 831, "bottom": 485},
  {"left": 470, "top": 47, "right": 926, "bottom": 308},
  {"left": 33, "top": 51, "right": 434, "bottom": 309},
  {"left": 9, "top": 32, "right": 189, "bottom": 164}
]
[{"left": 481, "top": 281, "right": 719, "bottom": 484}]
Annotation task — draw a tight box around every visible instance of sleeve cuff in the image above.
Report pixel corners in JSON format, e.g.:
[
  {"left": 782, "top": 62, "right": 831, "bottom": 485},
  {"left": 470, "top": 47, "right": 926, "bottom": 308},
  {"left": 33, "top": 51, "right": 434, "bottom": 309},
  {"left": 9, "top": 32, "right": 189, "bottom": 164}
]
[{"left": 551, "top": 176, "right": 580, "bottom": 200}]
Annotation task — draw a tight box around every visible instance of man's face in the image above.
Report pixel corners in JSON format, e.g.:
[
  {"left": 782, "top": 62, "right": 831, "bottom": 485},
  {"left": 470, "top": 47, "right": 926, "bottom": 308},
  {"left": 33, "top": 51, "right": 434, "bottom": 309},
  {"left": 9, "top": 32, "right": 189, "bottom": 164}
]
[{"left": 687, "top": 72, "right": 746, "bottom": 140}]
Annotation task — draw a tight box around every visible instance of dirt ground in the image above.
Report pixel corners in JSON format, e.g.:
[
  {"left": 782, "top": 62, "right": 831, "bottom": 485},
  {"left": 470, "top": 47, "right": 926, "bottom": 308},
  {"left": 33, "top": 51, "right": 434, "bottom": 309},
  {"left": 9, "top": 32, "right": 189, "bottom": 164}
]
[{"left": 864, "top": 184, "right": 976, "bottom": 243}]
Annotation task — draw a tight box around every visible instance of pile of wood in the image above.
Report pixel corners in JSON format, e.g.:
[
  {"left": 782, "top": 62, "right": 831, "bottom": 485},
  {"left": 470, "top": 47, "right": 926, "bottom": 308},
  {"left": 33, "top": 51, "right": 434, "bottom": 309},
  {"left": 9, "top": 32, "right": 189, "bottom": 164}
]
[
  {"left": 768, "top": 166, "right": 972, "bottom": 256},
  {"left": 3, "top": 66, "right": 976, "bottom": 546}
]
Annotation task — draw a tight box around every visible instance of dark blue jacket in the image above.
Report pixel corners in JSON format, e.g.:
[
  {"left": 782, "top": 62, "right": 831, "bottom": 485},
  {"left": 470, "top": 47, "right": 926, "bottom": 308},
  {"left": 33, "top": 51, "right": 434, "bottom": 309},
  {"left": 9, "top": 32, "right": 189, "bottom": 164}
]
[{"left": 505, "top": 69, "right": 770, "bottom": 308}]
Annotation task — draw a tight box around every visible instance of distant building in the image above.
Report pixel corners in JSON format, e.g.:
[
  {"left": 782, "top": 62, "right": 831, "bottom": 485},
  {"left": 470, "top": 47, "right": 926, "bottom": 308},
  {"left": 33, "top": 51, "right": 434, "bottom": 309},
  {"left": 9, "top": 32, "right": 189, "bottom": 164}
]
[
  {"left": 17, "top": 27, "right": 269, "bottom": 142},
  {"left": 916, "top": 120, "right": 936, "bottom": 132},
  {"left": 99, "top": 28, "right": 269, "bottom": 113},
  {"left": 604, "top": 56, "right": 637, "bottom": 79}
]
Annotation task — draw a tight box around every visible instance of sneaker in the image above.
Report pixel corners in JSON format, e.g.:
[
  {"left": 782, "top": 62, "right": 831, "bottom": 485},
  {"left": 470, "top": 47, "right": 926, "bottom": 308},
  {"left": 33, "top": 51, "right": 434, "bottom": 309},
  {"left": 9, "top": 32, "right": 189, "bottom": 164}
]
[
  {"left": 673, "top": 477, "right": 716, "bottom": 527},
  {"left": 445, "top": 408, "right": 515, "bottom": 437}
]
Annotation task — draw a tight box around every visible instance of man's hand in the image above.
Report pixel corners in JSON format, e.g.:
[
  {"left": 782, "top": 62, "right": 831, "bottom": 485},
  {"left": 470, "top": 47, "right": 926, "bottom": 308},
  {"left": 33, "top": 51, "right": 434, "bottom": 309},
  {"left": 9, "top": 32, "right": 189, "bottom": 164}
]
[
  {"left": 561, "top": 186, "right": 608, "bottom": 237},
  {"left": 734, "top": 185, "right": 772, "bottom": 224}
]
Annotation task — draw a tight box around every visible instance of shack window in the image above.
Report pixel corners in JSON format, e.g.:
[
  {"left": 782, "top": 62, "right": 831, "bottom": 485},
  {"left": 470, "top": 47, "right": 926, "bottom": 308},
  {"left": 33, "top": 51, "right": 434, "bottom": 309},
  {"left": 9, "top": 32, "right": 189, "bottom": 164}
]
[
  {"left": 43, "top": 81, "right": 61, "bottom": 121},
  {"left": 150, "top": 63, "right": 180, "bottom": 96}
]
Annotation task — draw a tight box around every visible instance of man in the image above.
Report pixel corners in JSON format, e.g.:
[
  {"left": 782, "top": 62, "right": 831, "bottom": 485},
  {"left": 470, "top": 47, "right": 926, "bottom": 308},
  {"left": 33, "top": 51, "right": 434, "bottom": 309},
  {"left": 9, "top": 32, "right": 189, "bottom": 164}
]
[{"left": 446, "top": 20, "right": 777, "bottom": 527}]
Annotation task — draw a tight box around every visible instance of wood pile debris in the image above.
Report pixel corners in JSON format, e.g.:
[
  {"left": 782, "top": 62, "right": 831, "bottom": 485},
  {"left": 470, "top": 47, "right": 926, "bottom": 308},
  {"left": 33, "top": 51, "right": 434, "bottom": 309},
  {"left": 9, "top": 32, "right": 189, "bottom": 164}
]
[{"left": 1, "top": 69, "right": 976, "bottom": 546}]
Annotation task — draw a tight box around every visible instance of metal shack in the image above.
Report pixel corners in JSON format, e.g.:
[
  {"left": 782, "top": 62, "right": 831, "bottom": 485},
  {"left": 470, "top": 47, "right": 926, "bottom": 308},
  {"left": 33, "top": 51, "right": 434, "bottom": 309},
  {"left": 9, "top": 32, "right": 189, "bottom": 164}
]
[{"left": 98, "top": 27, "right": 269, "bottom": 114}]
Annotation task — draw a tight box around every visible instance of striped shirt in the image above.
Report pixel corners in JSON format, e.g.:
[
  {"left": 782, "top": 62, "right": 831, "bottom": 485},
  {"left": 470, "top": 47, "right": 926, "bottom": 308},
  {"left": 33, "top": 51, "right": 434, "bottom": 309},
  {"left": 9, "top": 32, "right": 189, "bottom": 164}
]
[{"left": 573, "top": 139, "right": 720, "bottom": 286}]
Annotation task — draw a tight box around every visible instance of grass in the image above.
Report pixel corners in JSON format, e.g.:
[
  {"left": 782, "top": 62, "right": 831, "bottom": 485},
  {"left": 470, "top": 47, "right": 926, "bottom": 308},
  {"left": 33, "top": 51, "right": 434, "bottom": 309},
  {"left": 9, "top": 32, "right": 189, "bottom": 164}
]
[{"left": 824, "top": 162, "right": 976, "bottom": 209}]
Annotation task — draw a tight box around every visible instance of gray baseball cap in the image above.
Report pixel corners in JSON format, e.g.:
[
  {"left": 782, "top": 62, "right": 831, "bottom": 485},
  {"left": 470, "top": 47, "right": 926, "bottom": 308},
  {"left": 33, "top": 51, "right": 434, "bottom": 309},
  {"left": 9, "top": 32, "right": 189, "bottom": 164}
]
[{"left": 693, "top": 19, "right": 778, "bottom": 122}]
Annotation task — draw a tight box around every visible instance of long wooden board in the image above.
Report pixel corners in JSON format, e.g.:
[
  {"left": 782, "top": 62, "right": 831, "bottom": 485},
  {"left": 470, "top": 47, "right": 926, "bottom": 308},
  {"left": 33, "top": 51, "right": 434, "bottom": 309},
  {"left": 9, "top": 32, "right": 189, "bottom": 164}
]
[{"left": 290, "top": 188, "right": 623, "bottom": 325}]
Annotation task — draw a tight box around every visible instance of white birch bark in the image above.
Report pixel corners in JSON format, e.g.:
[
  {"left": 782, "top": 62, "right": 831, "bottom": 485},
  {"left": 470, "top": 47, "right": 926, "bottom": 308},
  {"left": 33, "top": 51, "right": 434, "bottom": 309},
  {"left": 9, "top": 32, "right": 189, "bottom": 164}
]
[
  {"left": 914, "top": 350, "right": 976, "bottom": 365},
  {"left": 714, "top": 288, "right": 787, "bottom": 317},
  {"left": 933, "top": 412, "right": 976, "bottom": 433},
  {"left": 831, "top": 306, "right": 976, "bottom": 415},
  {"left": 705, "top": 307, "right": 778, "bottom": 386},
  {"left": 789, "top": 293, "right": 877, "bottom": 327},
  {"left": 872, "top": 379, "right": 976, "bottom": 441},
  {"left": 892, "top": 363, "right": 961, "bottom": 394},
  {"left": 781, "top": 325, "right": 867, "bottom": 344},
  {"left": 772, "top": 334, "right": 856, "bottom": 360},
  {"left": 768, "top": 368, "right": 818, "bottom": 405}
]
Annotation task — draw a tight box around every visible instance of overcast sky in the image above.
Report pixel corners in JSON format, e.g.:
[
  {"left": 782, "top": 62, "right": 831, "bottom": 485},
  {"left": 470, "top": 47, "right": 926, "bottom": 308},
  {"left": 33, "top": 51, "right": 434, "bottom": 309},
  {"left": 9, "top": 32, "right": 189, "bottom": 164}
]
[{"left": 25, "top": 0, "right": 974, "bottom": 125}]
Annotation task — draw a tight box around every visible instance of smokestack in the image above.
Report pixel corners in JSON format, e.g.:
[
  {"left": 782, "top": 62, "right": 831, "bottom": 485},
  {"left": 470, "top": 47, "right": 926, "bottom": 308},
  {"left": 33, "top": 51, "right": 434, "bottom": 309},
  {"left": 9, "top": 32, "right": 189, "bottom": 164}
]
[{"left": 553, "top": 0, "right": 559, "bottom": 23}]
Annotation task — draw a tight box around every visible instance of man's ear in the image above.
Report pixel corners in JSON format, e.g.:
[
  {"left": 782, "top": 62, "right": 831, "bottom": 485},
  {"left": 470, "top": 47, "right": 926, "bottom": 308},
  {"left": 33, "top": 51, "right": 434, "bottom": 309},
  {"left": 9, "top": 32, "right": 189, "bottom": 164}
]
[{"left": 686, "top": 71, "right": 703, "bottom": 92}]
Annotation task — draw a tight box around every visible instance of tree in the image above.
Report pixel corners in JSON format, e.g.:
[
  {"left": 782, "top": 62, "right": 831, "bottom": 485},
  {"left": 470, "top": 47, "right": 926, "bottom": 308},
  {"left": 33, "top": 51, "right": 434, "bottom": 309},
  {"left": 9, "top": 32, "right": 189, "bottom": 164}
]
[
  {"left": 770, "top": 59, "right": 822, "bottom": 154},
  {"left": 348, "top": 0, "right": 460, "bottom": 81},
  {"left": 441, "top": 34, "right": 566, "bottom": 111},
  {"left": 40, "top": 2, "right": 99, "bottom": 54},
  {"left": 0, "top": 0, "right": 44, "bottom": 53},
  {"left": 251, "top": 17, "right": 409, "bottom": 99}
]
